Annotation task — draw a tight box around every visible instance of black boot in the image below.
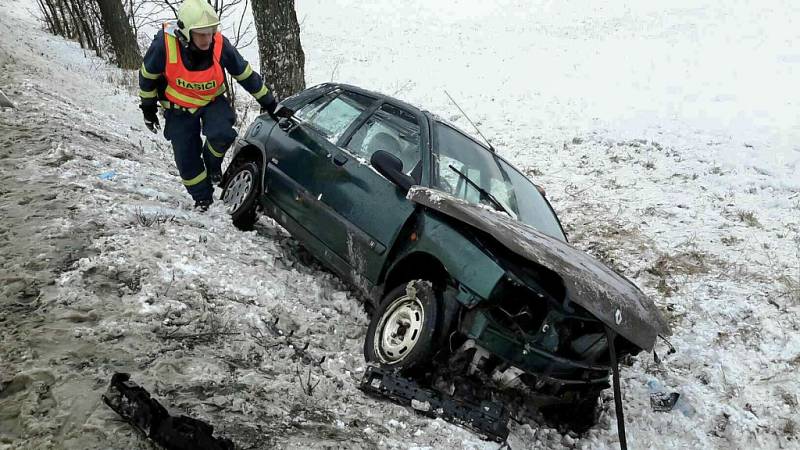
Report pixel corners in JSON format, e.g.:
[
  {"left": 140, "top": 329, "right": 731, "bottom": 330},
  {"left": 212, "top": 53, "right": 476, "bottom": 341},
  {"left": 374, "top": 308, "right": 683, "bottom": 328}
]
[
  {"left": 194, "top": 198, "right": 213, "bottom": 212},
  {"left": 209, "top": 172, "right": 222, "bottom": 187}
]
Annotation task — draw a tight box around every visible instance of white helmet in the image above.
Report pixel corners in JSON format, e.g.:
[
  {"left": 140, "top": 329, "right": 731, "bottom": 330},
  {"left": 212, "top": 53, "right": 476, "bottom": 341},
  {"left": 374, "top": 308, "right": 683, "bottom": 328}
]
[{"left": 177, "top": 0, "right": 220, "bottom": 38}]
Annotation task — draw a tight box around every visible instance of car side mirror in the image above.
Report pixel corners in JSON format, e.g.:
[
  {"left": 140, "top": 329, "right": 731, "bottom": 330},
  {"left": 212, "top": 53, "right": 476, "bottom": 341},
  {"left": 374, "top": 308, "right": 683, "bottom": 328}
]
[
  {"left": 370, "top": 150, "right": 415, "bottom": 192},
  {"left": 278, "top": 117, "right": 293, "bottom": 131}
]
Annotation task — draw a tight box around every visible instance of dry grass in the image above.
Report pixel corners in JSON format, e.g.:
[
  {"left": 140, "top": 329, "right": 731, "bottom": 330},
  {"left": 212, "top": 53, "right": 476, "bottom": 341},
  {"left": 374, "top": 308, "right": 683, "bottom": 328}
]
[
  {"left": 566, "top": 212, "right": 650, "bottom": 276},
  {"left": 778, "top": 275, "right": 800, "bottom": 306},
  {"left": 720, "top": 235, "right": 741, "bottom": 246},
  {"left": 105, "top": 69, "right": 138, "bottom": 95},
  {"left": 777, "top": 235, "right": 800, "bottom": 306},
  {"left": 132, "top": 207, "right": 174, "bottom": 227},
  {"left": 736, "top": 210, "right": 762, "bottom": 228},
  {"left": 646, "top": 248, "right": 723, "bottom": 297},
  {"left": 648, "top": 250, "right": 712, "bottom": 278}
]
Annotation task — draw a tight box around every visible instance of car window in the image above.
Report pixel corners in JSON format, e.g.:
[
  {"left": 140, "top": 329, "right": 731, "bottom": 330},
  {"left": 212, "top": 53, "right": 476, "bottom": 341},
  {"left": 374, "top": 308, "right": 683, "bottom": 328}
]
[
  {"left": 295, "top": 91, "right": 375, "bottom": 143},
  {"left": 344, "top": 103, "right": 421, "bottom": 176},
  {"left": 434, "top": 123, "right": 566, "bottom": 241},
  {"left": 434, "top": 125, "right": 508, "bottom": 206}
]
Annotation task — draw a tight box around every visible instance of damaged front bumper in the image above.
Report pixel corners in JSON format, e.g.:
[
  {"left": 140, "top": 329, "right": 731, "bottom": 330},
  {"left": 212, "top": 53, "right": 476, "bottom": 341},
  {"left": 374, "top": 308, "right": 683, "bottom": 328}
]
[{"left": 460, "top": 309, "right": 611, "bottom": 384}]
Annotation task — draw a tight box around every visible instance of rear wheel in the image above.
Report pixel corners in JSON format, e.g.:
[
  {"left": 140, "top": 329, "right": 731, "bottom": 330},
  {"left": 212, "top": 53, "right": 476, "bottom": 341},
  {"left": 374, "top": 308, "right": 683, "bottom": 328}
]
[
  {"left": 365, "top": 280, "right": 441, "bottom": 372},
  {"left": 222, "top": 161, "right": 259, "bottom": 231}
]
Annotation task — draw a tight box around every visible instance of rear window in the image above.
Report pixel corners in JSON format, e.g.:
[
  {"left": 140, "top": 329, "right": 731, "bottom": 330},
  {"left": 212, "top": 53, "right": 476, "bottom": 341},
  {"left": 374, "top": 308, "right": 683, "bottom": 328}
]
[{"left": 345, "top": 103, "right": 421, "bottom": 175}]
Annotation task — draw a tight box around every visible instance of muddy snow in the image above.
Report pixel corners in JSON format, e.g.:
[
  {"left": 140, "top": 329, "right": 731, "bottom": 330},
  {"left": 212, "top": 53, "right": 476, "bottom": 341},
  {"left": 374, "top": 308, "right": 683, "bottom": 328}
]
[{"left": 1, "top": 0, "right": 799, "bottom": 449}]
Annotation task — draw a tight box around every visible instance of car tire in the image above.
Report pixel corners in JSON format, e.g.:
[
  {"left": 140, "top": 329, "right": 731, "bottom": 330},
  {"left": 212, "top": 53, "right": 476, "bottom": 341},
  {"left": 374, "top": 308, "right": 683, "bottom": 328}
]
[
  {"left": 221, "top": 161, "right": 259, "bottom": 231},
  {"left": 364, "top": 280, "right": 441, "bottom": 372},
  {"left": 540, "top": 390, "right": 601, "bottom": 433}
]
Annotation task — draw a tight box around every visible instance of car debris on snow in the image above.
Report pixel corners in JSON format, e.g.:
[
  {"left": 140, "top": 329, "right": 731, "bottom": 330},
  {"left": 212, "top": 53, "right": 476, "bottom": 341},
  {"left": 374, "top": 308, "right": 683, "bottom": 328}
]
[
  {"left": 0, "top": 88, "right": 15, "bottom": 108},
  {"left": 650, "top": 391, "right": 681, "bottom": 413},
  {"left": 359, "top": 365, "right": 510, "bottom": 443},
  {"left": 102, "top": 373, "right": 234, "bottom": 450}
]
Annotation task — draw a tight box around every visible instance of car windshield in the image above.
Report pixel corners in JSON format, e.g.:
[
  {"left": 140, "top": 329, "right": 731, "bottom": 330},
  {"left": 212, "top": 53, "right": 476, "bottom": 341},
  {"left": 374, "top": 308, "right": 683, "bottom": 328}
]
[{"left": 433, "top": 122, "right": 566, "bottom": 241}]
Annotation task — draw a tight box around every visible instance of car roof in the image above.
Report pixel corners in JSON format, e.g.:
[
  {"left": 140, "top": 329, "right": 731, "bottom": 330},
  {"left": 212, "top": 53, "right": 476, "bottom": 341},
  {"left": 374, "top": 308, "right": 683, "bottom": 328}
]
[
  {"left": 330, "top": 83, "right": 428, "bottom": 118},
  {"left": 328, "top": 83, "right": 490, "bottom": 148}
]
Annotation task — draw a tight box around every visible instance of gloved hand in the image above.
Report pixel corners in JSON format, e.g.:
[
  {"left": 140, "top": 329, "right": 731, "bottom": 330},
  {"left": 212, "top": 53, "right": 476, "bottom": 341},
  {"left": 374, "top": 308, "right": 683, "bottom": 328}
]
[
  {"left": 141, "top": 104, "right": 160, "bottom": 133},
  {"left": 259, "top": 95, "right": 278, "bottom": 120}
]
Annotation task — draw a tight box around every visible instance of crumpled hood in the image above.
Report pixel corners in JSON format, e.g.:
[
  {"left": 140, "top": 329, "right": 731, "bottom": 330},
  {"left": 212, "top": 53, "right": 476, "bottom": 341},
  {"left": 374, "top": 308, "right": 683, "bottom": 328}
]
[{"left": 408, "top": 187, "right": 670, "bottom": 351}]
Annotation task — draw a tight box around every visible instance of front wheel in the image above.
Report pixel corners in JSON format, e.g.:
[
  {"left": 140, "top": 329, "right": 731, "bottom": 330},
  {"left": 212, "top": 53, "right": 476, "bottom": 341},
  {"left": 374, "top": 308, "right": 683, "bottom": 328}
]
[
  {"left": 364, "top": 280, "right": 441, "bottom": 372},
  {"left": 221, "top": 161, "right": 259, "bottom": 231},
  {"left": 539, "top": 390, "right": 602, "bottom": 433}
]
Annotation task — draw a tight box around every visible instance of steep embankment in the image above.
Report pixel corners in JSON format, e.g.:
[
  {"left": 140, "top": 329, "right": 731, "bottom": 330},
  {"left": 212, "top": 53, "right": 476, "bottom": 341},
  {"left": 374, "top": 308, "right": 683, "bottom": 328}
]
[
  {"left": 2, "top": 1, "right": 800, "bottom": 449},
  {"left": 0, "top": 5, "right": 505, "bottom": 450}
]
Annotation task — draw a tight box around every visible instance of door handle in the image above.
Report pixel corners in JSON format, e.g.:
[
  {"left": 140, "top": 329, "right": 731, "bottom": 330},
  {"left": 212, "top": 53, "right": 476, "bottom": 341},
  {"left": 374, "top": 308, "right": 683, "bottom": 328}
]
[{"left": 332, "top": 153, "right": 348, "bottom": 166}]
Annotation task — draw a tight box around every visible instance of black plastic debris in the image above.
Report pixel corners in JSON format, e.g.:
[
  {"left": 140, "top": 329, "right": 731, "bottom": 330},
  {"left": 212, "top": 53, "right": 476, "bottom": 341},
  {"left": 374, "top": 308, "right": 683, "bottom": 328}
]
[
  {"left": 102, "top": 373, "right": 234, "bottom": 450},
  {"left": 0, "top": 89, "right": 14, "bottom": 108},
  {"left": 359, "top": 365, "right": 510, "bottom": 442},
  {"left": 650, "top": 391, "right": 681, "bottom": 412}
]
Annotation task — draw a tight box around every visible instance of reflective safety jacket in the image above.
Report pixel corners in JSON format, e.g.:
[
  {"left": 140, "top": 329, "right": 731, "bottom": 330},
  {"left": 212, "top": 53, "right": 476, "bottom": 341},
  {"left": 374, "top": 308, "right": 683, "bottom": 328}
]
[
  {"left": 138, "top": 23, "right": 273, "bottom": 111},
  {"left": 163, "top": 25, "right": 225, "bottom": 108}
]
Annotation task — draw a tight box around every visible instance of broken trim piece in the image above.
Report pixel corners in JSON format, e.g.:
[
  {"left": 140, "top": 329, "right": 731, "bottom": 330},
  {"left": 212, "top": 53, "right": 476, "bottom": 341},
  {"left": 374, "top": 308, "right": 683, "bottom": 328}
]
[
  {"left": 0, "top": 89, "right": 15, "bottom": 108},
  {"left": 102, "top": 373, "right": 234, "bottom": 450},
  {"left": 359, "top": 365, "right": 510, "bottom": 442},
  {"left": 606, "top": 327, "right": 628, "bottom": 450}
]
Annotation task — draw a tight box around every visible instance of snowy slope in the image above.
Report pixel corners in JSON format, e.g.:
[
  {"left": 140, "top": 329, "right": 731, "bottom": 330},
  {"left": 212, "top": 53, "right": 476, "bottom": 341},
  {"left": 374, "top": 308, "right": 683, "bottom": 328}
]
[{"left": 1, "top": 0, "right": 799, "bottom": 449}]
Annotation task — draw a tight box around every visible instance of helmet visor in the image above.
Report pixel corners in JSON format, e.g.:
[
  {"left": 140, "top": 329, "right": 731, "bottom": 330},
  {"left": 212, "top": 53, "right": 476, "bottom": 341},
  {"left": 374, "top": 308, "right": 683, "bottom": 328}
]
[{"left": 191, "top": 25, "right": 218, "bottom": 35}]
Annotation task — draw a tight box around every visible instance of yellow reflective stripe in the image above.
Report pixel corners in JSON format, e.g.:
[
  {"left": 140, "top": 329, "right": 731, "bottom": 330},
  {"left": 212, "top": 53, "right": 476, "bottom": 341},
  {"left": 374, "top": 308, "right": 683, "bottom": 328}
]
[
  {"left": 139, "top": 89, "right": 157, "bottom": 99},
  {"left": 165, "top": 85, "right": 210, "bottom": 106},
  {"left": 232, "top": 63, "right": 253, "bottom": 81},
  {"left": 166, "top": 33, "right": 178, "bottom": 64},
  {"left": 165, "top": 84, "right": 226, "bottom": 107},
  {"left": 206, "top": 84, "right": 226, "bottom": 100},
  {"left": 253, "top": 84, "right": 269, "bottom": 100},
  {"left": 206, "top": 141, "right": 224, "bottom": 158},
  {"left": 182, "top": 169, "right": 207, "bottom": 186},
  {"left": 159, "top": 100, "right": 170, "bottom": 109},
  {"left": 140, "top": 63, "right": 160, "bottom": 80}
]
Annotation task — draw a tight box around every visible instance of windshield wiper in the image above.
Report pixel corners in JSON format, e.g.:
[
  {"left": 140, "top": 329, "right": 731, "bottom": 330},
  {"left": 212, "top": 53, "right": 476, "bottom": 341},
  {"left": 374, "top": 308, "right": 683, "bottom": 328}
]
[{"left": 448, "top": 165, "right": 509, "bottom": 215}]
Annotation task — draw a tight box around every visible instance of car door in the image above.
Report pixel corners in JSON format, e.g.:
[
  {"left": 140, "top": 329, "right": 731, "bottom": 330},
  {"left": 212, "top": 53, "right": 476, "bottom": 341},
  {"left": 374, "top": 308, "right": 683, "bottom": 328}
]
[
  {"left": 263, "top": 89, "right": 378, "bottom": 273},
  {"left": 318, "top": 101, "right": 425, "bottom": 283}
]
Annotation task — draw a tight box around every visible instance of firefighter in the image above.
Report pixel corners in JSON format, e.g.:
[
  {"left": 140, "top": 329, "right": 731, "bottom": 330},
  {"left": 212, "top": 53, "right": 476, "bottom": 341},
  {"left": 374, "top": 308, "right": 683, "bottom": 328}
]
[{"left": 138, "top": 0, "right": 291, "bottom": 210}]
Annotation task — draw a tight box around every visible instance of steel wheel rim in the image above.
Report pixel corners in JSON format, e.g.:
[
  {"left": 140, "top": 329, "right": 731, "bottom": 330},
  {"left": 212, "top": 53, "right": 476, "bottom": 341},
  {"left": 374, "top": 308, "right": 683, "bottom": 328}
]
[
  {"left": 374, "top": 295, "right": 425, "bottom": 363},
  {"left": 222, "top": 170, "right": 253, "bottom": 214}
]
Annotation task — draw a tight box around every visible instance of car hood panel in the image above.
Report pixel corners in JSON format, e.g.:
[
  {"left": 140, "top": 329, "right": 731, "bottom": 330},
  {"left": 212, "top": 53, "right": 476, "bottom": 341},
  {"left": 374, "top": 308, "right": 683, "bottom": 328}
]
[{"left": 408, "top": 187, "right": 670, "bottom": 351}]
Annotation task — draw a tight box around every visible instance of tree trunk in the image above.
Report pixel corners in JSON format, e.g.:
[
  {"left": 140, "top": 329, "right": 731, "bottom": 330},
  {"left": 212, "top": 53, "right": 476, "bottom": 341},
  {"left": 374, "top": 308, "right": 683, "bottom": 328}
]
[
  {"left": 251, "top": 0, "right": 305, "bottom": 100},
  {"left": 96, "top": 0, "right": 141, "bottom": 69},
  {"left": 37, "top": 0, "right": 57, "bottom": 34},
  {"left": 56, "top": 0, "right": 73, "bottom": 38},
  {"left": 64, "top": 0, "right": 85, "bottom": 49}
]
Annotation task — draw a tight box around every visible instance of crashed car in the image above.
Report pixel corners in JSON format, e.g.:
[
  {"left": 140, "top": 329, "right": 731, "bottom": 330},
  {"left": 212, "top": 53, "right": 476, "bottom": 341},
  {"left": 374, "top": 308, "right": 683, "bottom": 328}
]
[{"left": 221, "top": 83, "right": 670, "bottom": 429}]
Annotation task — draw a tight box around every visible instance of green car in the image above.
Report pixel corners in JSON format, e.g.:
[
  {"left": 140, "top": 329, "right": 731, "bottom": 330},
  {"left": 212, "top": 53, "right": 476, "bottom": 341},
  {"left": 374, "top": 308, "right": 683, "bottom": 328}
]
[{"left": 221, "top": 83, "right": 669, "bottom": 427}]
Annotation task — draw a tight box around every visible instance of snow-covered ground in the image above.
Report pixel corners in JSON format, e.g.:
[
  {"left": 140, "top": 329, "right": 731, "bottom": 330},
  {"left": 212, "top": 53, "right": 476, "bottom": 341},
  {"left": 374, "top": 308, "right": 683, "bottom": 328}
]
[{"left": 1, "top": 0, "right": 799, "bottom": 449}]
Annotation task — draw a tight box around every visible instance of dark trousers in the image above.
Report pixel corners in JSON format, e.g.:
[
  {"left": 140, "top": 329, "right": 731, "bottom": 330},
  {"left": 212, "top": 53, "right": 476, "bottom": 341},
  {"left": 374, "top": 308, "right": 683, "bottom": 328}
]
[{"left": 163, "top": 96, "right": 237, "bottom": 202}]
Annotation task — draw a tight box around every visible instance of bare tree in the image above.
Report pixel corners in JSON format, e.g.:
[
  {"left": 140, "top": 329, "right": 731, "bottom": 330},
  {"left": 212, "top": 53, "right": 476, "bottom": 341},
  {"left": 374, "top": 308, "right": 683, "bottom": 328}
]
[
  {"left": 37, "top": 0, "right": 167, "bottom": 61},
  {"left": 97, "top": 0, "right": 142, "bottom": 69},
  {"left": 35, "top": 0, "right": 122, "bottom": 60},
  {"left": 251, "top": 0, "right": 305, "bottom": 100}
]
